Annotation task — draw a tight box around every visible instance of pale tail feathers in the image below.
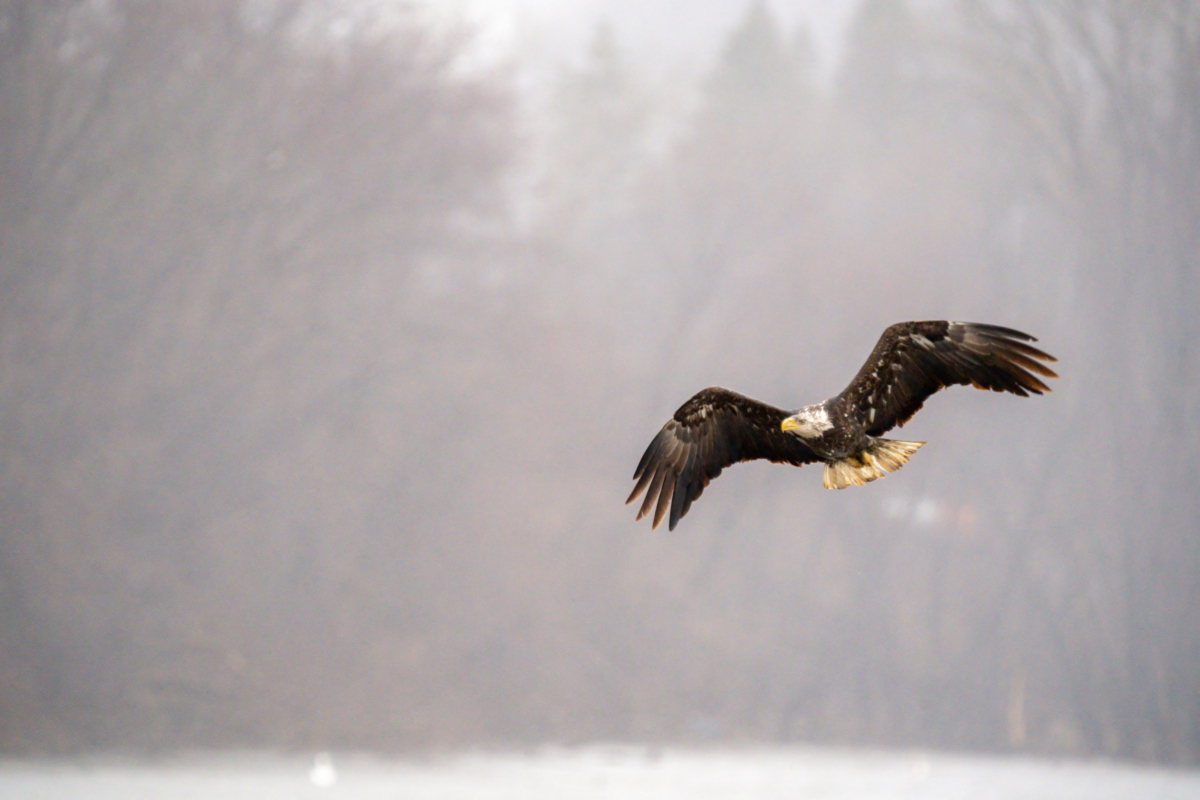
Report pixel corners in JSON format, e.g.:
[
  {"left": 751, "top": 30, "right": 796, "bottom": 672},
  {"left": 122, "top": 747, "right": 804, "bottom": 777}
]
[{"left": 822, "top": 439, "right": 926, "bottom": 490}]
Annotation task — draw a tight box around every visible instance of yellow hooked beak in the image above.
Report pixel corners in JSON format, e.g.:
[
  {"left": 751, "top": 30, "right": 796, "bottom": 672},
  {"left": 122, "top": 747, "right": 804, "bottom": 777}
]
[{"left": 781, "top": 417, "right": 802, "bottom": 433}]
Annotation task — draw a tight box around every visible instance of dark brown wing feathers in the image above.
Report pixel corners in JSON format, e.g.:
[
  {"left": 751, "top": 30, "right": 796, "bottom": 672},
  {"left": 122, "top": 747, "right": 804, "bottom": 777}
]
[
  {"left": 626, "top": 387, "right": 818, "bottom": 530},
  {"left": 840, "top": 321, "right": 1058, "bottom": 436}
]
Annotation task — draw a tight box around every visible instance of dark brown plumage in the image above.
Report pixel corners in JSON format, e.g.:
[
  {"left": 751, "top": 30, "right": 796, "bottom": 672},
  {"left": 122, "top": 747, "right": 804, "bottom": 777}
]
[{"left": 627, "top": 321, "right": 1058, "bottom": 530}]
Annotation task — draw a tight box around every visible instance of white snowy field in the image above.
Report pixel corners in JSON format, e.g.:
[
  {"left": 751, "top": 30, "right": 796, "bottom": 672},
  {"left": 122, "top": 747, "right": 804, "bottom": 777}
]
[{"left": 4, "top": 746, "right": 1200, "bottom": 800}]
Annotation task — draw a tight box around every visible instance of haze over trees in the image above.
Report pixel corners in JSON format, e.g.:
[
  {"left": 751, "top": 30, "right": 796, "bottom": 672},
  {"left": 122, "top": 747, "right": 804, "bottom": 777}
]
[{"left": 1, "top": 0, "right": 1197, "bottom": 764}]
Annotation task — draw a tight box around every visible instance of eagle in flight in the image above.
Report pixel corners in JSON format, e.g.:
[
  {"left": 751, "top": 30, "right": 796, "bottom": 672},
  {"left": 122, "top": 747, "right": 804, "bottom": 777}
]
[{"left": 627, "top": 321, "right": 1057, "bottom": 530}]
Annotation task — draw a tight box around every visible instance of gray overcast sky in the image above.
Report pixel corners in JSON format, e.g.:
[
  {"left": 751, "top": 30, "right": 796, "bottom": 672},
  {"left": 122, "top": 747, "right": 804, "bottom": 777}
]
[{"left": 440, "top": 0, "right": 863, "bottom": 80}]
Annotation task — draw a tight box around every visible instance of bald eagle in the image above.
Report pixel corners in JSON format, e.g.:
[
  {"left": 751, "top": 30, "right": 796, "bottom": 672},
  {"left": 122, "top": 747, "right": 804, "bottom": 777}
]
[{"left": 627, "top": 321, "right": 1057, "bottom": 530}]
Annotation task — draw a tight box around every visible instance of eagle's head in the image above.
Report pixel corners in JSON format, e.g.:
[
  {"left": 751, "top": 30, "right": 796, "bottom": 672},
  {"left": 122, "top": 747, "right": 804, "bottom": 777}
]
[{"left": 781, "top": 404, "right": 833, "bottom": 439}]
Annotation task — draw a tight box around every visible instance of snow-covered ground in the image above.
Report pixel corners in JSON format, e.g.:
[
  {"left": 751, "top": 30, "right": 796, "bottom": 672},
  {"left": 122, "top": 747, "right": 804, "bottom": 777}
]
[{"left": 3, "top": 746, "right": 1199, "bottom": 799}]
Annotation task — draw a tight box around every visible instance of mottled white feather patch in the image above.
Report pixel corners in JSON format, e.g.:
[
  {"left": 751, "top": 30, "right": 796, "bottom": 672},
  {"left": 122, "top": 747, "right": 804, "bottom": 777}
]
[{"left": 785, "top": 404, "right": 833, "bottom": 439}]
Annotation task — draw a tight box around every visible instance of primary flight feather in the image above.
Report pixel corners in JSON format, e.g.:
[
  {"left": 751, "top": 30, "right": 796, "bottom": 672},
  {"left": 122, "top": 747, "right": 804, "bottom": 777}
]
[{"left": 627, "top": 321, "right": 1058, "bottom": 530}]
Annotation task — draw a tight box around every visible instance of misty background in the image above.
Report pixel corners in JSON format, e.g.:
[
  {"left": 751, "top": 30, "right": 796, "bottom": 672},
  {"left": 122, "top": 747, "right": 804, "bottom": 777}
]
[{"left": 1, "top": 0, "right": 1198, "bottom": 767}]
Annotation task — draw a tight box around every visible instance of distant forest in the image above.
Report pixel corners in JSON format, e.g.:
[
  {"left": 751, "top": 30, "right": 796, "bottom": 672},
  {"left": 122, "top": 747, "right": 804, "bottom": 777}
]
[{"left": 1, "top": 0, "right": 1198, "bottom": 764}]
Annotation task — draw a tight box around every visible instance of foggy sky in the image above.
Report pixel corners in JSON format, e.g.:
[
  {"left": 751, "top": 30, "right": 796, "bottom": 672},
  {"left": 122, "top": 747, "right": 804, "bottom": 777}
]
[{"left": 446, "top": 0, "right": 862, "bottom": 78}]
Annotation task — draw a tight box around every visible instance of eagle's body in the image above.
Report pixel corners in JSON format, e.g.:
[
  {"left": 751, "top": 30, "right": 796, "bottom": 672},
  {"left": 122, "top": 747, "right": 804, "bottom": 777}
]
[{"left": 627, "top": 321, "right": 1057, "bottom": 530}]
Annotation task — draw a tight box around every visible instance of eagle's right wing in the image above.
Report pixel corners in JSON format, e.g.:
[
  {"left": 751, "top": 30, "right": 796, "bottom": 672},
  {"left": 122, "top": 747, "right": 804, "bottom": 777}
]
[
  {"left": 839, "top": 321, "right": 1058, "bottom": 436},
  {"left": 627, "top": 387, "right": 819, "bottom": 531}
]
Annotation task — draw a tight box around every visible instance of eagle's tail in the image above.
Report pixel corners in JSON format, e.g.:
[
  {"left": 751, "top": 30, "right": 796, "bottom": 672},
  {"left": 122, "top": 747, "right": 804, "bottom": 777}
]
[{"left": 823, "top": 439, "right": 926, "bottom": 490}]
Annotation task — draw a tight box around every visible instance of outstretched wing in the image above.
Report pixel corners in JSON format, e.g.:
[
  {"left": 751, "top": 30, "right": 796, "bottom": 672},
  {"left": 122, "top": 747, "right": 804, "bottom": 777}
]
[
  {"left": 627, "top": 387, "right": 819, "bottom": 531},
  {"left": 840, "top": 321, "right": 1058, "bottom": 436}
]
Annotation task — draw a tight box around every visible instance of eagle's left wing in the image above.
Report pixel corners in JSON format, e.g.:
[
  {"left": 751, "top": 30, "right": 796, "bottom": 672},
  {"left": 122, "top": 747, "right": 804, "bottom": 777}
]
[
  {"left": 627, "top": 387, "right": 819, "bottom": 530},
  {"left": 840, "top": 321, "right": 1058, "bottom": 436}
]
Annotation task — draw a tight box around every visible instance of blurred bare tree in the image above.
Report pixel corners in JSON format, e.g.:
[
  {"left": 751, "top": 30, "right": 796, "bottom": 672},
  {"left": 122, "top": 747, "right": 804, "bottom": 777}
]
[
  {"left": 949, "top": 0, "right": 1200, "bottom": 761},
  {"left": 0, "top": 0, "right": 518, "bottom": 749}
]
